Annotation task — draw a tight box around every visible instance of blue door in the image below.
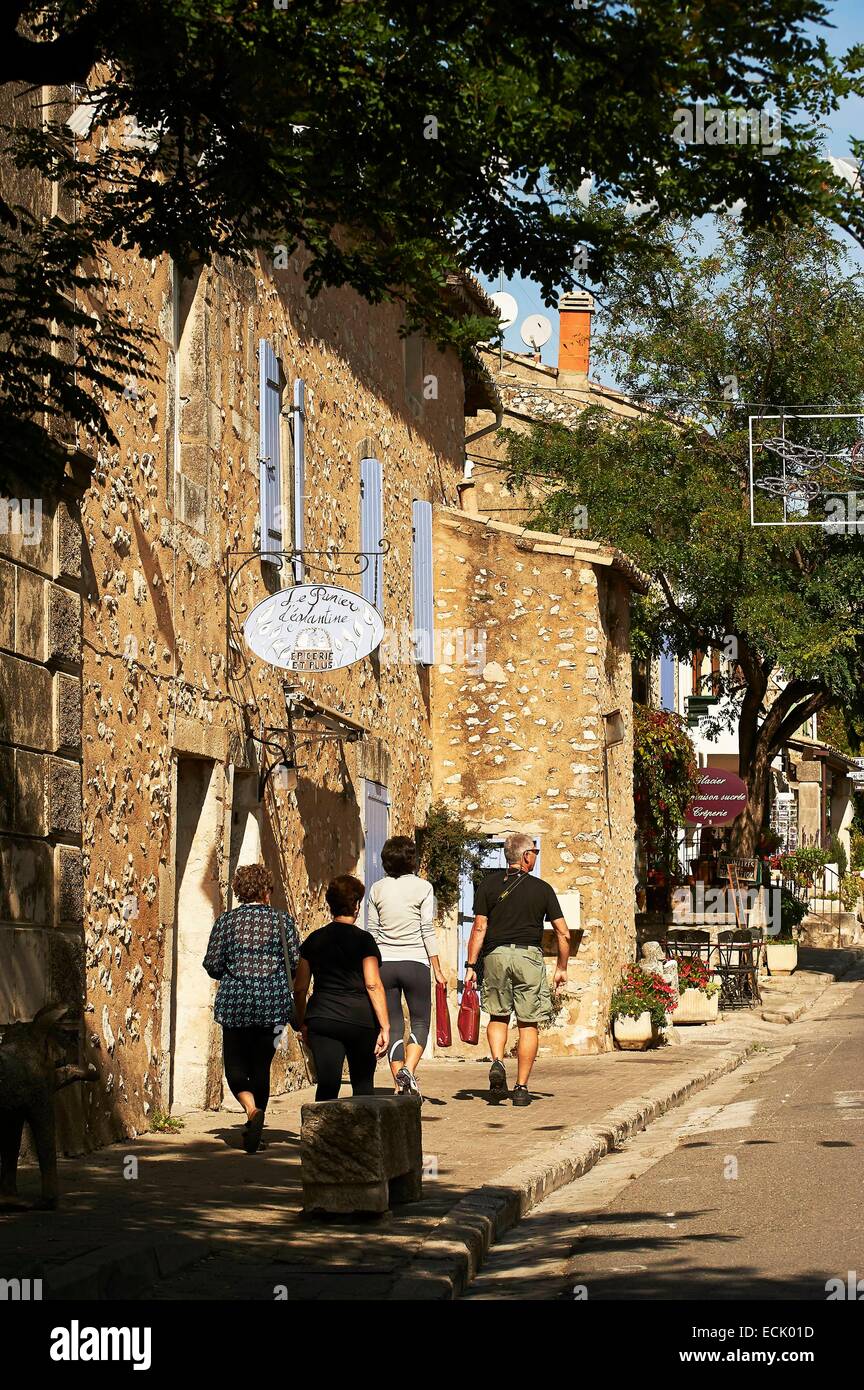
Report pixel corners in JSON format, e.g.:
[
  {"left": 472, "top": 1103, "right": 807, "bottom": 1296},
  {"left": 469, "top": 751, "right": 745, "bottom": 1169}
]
[
  {"left": 363, "top": 780, "right": 390, "bottom": 927},
  {"left": 457, "top": 838, "right": 542, "bottom": 997}
]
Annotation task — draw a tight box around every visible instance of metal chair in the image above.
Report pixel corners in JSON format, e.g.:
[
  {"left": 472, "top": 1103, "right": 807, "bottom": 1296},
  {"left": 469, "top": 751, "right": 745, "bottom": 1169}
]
[{"left": 715, "top": 931, "right": 761, "bottom": 1008}]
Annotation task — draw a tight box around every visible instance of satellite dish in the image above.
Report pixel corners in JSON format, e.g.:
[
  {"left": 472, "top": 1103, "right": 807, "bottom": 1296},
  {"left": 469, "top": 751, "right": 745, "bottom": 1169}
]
[
  {"left": 520, "top": 314, "right": 552, "bottom": 350},
  {"left": 491, "top": 292, "right": 518, "bottom": 330}
]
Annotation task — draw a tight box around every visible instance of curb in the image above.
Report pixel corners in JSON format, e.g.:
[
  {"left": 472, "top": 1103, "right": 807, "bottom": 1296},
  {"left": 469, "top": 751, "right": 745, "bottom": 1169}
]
[
  {"left": 388, "top": 1040, "right": 760, "bottom": 1300},
  {"left": 41, "top": 1236, "right": 209, "bottom": 1301}
]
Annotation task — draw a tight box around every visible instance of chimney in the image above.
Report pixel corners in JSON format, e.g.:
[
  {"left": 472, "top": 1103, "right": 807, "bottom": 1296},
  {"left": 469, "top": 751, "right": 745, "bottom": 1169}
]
[{"left": 558, "top": 290, "right": 594, "bottom": 384}]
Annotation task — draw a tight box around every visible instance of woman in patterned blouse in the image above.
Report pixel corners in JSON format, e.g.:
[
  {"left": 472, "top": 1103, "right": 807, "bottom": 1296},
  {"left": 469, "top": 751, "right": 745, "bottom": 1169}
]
[{"left": 203, "top": 863, "right": 300, "bottom": 1152}]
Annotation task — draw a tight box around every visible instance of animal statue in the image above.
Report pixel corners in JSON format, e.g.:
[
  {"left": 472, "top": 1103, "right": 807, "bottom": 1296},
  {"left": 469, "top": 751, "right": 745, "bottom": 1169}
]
[{"left": 0, "top": 1002, "right": 97, "bottom": 1208}]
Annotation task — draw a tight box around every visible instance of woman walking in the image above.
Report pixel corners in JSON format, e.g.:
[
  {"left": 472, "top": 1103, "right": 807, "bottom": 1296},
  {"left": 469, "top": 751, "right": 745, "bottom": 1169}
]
[
  {"left": 367, "top": 835, "right": 445, "bottom": 1099},
  {"left": 292, "top": 875, "right": 389, "bottom": 1101},
  {"left": 203, "top": 863, "right": 300, "bottom": 1153}
]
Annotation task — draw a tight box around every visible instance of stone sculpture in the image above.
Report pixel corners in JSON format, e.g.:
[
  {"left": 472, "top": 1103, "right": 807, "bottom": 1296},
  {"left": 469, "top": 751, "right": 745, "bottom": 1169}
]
[{"left": 0, "top": 1003, "right": 97, "bottom": 1208}]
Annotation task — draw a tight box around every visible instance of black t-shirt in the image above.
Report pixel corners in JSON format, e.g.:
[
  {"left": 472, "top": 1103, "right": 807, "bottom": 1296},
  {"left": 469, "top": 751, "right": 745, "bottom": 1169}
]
[
  {"left": 473, "top": 870, "right": 563, "bottom": 952},
  {"left": 300, "top": 921, "right": 382, "bottom": 1028}
]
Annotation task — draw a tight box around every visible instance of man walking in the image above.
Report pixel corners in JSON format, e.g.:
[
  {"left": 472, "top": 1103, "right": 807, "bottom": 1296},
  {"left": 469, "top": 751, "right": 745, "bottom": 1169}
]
[{"left": 465, "top": 832, "right": 570, "bottom": 1106}]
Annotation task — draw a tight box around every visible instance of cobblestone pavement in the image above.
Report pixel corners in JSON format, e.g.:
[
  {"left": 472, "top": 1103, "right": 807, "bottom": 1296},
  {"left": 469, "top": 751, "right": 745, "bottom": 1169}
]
[{"left": 0, "top": 951, "right": 856, "bottom": 1300}]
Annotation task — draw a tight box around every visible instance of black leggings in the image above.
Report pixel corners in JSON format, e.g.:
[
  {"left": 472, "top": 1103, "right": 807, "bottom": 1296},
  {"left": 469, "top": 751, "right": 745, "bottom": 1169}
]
[
  {"left": 379, "top": 960, "right": 431, "bottom": 1064},
  {"left": 222, "top": 1025, "right": 277, "bottom": 1112},
  {"left": 306, "top": 1019, "right": 378, "bottom": 1102}
]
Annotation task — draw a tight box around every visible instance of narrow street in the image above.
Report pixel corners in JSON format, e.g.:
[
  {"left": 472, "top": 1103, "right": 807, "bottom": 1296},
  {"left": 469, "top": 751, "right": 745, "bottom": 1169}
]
[{"left": 464, "top": 971, "right": 864, "bottom": 1301}]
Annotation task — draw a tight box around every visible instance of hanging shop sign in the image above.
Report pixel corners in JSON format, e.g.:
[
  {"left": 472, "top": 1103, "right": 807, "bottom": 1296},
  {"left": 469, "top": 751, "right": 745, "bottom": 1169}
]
[
  {"left": 243, "top": 584, "right": 384, "bottom": 672},
  {"left": 684, "top": 770, "right": 748, "bottom": 827}
]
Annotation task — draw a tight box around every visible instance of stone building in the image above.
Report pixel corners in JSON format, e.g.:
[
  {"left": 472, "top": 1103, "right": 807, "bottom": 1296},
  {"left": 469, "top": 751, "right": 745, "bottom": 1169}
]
[
  {"left": 429, "top": 509, "right": 647, "bottom": 1054},
  {"left": 1, "top": 84, "right": 648, "bottom": 1148}
]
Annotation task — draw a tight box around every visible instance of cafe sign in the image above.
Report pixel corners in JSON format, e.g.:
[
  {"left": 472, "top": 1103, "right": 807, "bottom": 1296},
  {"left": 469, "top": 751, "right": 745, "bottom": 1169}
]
[
  {"left": 243, "top": 584, "right": 384, "bottom": 672},
  {"left": 684, "top": 770, "right": 748, "bottom": 828}
]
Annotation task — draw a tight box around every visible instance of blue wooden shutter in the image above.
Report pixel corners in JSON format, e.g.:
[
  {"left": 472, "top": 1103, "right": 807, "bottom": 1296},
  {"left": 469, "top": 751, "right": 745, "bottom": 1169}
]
[
  {"left": 292, "top": 378, "right": 305, "bottom": 582},
  {"left": 360, "top": 457, "right": 383, "bottom": 609},
  {"left": 258, "top": 340, "right": 282, "bottom": 565},
  {"left": 412, "top": 499, "right": 434, "bottom": 665},
  {"left": 363, "top": 780, "right": 390, "bottom": 927}
]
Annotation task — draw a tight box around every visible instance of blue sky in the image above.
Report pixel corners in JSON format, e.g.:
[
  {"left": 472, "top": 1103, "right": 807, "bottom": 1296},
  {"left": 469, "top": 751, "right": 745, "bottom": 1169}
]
[{"left": 480, "top": 2, "right": 863, "bottom": 369}]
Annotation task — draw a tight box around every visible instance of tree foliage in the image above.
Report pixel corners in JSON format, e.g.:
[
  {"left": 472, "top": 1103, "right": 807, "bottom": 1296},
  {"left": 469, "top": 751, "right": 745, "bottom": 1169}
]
[
  {"left": 506, "top": 216, "right": 864, "bottom": 852},
  {"left": 1, "top": 1, "right": 860, "bottom": 469}
]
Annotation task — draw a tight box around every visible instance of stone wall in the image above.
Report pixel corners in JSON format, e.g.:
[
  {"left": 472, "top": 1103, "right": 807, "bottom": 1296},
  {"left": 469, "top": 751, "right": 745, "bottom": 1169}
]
[
  {"left": 74, "top": 243, "right": 467, "bottom": 1140},
  {"left": 0, "top": 467, "right": 85, "bottom": 1029},
  {"left": 430, "top": 509, "right": 642, "bottom": 1053}
]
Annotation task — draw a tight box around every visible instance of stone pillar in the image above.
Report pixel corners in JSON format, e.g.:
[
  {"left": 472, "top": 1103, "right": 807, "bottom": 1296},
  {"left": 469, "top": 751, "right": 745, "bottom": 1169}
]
[{"left": 0, "top": 464, "right": 85, "bottom": 1026}]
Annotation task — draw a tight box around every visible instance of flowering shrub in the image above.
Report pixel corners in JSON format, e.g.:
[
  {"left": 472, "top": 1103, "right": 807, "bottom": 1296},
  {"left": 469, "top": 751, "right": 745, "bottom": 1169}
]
[
  {"left": 675, "top": 954, "right": 720, "bottom": 998},
  {"left": 611, "top": 963, "right": 677, "bottom": 1030},
  {"left": 779, "top": 845, "right": 829, "bottom": 887}
]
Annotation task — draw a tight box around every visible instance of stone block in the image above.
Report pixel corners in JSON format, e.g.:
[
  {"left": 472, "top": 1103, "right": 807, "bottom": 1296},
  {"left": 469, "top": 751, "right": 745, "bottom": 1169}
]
[
  {"left": 0, "top": 746, "right": 12, "bottom": 830},
  {"left": 14, "top": 749, "right": 46, "bottom": 835},
  {"left": 48, "top": 756, "right": 82, "bottom": 836},
  {"left": 56, "top": 845, "right": 84, "bottom": 924},
  {"left": 0, "top": 557, "right": 14, "bottom": 649},
  {"left": 300, "top": 1095, "right": 423, "bottom": 1213},
  {"left": 54, "top": 672, "right": 82, "bottom": 750},
  {"left": 47, "top": 583, "right": 81, "bottom": 665},
  {"left": 0, "top": 651, "right": 52, "bottom": 747},
  {"left": 0, "top": 926, "right": 49, "bottom": 1022},
  {"left": 0, "top": 496, "right": 53, "bottom": 573},
  {"left": 47, "top": 921, "right": 84, "bottom": 996},
  {"left": 55, "top": 498, "right": 82, "bottom": 581},
  {"left": 0, "top": 837, "right": 52, "bottom": 924},
  {"left": 14, "top": 566, "right": 45, "bottom": 660}
]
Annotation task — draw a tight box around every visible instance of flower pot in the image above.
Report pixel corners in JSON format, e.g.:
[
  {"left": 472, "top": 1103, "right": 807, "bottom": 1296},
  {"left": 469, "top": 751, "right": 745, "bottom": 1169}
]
[
  {"left": 613, "top": 1010, "right": 659, "bottom": 1050},
  {"left": 766, "top": 941, "right": 798, "bottom": 976},
  {"left": 673, "top": 988, "right": 719, "bottom": 1025}
]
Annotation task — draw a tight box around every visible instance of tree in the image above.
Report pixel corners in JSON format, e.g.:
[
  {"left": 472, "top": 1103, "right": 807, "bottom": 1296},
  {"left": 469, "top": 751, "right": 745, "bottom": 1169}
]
[
  {"left": 1, "top": 1, "right": 859, "bottom": 475},
  {"left": 505, "top": 215, "right": 864, "bottom": 855}
]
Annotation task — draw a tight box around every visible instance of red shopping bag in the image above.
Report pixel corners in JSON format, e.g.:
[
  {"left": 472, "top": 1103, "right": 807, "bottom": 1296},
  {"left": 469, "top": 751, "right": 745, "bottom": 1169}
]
[
  {"left": 457, "top": 978, "right": 481, "bottom": 1045},
  {"left": 435, "top": 980, "right": 452, "bottom": 1048}
]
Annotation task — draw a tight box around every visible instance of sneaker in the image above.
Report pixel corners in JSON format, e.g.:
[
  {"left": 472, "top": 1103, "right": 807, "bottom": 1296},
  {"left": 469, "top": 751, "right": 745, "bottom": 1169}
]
[
  {"left": 395, "top": 1066, "right": 421, "bottom": 1099},
  {"left": 489, "top": 1059, "right": 508, "bottom": 1101},
  {"left": 512, "top": 1084, "right": 532, "bottom": 1107}
]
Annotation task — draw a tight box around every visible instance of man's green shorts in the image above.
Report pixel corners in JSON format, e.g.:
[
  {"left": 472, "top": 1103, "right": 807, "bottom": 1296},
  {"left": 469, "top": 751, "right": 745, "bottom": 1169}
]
[{"left": 481, "top": 944, "right": 553, "bottom": 1023}]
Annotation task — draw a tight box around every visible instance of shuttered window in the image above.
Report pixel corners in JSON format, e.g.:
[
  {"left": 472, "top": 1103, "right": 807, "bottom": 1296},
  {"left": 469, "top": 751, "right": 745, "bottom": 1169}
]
[
  {"left": 258, "top": 340, "right": 282, "bottom": 565},
  {"left": 360, "top": 457, "right": 384, "bottom": 609},
  {"left": 292, "top": 378, "right": 306, "bottom": 582},
  {"left": 412, "top": 498, "right": 434, "bottom": 666}
]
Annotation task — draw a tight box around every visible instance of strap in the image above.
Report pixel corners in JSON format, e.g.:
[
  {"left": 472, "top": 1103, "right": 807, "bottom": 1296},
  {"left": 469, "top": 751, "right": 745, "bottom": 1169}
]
[
  {"left": 488, "top": 871, "right": 531, "bottom": 923},
  {"left": 278, "top": 912, "right": 294, "bottom": 978}
]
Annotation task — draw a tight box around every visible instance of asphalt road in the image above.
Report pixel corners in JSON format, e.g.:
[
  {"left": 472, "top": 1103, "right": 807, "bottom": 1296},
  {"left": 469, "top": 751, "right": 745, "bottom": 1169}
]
[{"left": 464, "top": 974, "right": 864, "bottom": 1301}]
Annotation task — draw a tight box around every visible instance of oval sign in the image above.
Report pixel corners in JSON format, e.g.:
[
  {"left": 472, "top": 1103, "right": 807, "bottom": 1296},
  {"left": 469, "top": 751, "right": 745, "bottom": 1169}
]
[
  {"left": 685, "top": 770, "right": 748, "bottom": 828},
  {"left": 242, "top": 584, "right": 384, "bottom": 673}
]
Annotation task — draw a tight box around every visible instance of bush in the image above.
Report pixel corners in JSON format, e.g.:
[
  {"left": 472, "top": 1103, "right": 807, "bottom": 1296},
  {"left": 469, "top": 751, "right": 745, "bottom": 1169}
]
[
  {"left": 780, "top": 845, "right": 830, "bottom": 887},
  {"left": 611, "top": 963, "right": 677, "bottom": 1031},
  {"left": 829, "top": 833, "right": 848, "bottom": 879},
  {"left": 840, "top": 872, "right": 861, "bottom": 912},
  {"left": 779, "top": 888, "right": 807, "bottom": 937},
  {"left": 417, "top": 802, "right": 489, "bottom": 916},
  {"left": 850, "top": 829, "right": 864, "bottom": 872}
]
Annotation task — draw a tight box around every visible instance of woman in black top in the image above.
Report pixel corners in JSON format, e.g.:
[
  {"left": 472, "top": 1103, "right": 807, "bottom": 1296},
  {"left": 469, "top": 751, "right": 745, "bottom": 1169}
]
[{"left": 292, "top": 875, "right": 390, "bottom": 1101}]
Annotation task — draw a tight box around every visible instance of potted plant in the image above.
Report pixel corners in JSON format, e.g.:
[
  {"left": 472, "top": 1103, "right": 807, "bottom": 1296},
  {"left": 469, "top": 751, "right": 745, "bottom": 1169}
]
[
  {"left": 765, "top": 889, "right": 806, "bottom": 974},
  {"left": 610, "top": 963, "right": 677, "bottom": 1050},
  {"left": 672, "top": 954, "right": 721, "bottom": 1024}
]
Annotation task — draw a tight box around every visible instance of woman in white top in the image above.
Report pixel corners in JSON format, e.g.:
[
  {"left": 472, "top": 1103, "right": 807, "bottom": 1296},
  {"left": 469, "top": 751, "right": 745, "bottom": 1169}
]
[{"left": 367, "top": 836, "right": 445, "bottom": 1098}]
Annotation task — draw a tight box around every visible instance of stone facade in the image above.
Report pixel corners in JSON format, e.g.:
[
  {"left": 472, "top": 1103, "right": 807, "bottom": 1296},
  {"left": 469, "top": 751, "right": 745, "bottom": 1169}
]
[{"left": 430, "top": 509, "right": 647, "bottom": 1053}]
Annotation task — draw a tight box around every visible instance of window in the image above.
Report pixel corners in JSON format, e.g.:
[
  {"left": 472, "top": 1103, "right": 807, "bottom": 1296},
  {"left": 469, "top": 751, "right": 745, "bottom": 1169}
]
[
  {"left": 659, "top": 649, "right": 676, "bottom": 712},
  {"left": 360, "top": 457, "right": 383, "bottom": 609},
  {"left": 412, "top": 499, "right": 434, "bottom": 665}
]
